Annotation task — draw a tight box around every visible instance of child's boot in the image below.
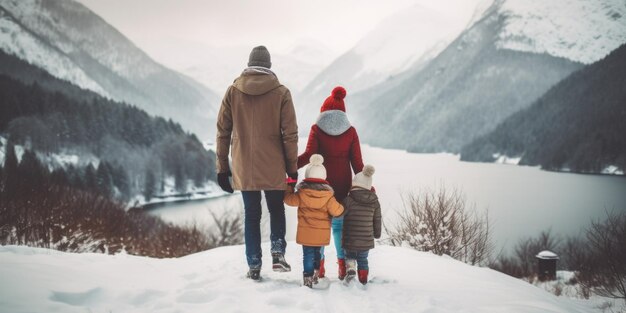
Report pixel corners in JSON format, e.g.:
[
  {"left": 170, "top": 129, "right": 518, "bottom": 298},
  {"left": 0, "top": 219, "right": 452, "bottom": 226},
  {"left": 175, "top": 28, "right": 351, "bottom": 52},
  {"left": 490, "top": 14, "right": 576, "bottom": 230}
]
[
  {"left": 303, "top": 274, "right": 314, "bottom": 288},
  {"left": 318, "top": 258, "right": 326, "bottom": 278},
  {"left": 337, "top": 258, "right": 346, "bottom": 280},
  {"left": 358, "top": 269, "right": 369, "bottom": 285},
  {"left": 345, "top": 259, "right": 357, "bottom": 282}
]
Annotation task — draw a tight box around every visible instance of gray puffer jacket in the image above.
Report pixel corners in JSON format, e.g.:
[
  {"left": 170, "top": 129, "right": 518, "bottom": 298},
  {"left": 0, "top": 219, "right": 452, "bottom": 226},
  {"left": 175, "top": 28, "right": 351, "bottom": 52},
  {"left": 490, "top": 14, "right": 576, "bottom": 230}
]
[{"left": 342, "top": 187, "right": 382, "bottom": 251}]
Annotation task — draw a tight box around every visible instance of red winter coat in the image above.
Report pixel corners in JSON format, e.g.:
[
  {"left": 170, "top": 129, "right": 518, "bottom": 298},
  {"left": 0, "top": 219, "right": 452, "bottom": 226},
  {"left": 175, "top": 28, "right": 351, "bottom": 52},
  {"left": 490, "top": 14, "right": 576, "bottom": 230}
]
[{"left": 297, "top": 110, "right": 364, "bottom": 202}]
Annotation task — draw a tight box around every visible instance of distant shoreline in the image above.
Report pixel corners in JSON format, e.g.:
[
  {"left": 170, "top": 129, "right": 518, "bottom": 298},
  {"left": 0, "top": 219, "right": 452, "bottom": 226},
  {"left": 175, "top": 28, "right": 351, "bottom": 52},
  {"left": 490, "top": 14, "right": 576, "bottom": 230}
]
[{"left": 135, "top": 192, "right": 237, "bottom": 210}]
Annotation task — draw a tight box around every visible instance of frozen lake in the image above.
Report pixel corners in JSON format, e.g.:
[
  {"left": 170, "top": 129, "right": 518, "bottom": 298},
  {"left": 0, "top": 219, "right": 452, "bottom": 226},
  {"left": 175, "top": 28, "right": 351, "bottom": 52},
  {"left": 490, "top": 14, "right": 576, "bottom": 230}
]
[{"left": 147, "top": 144, "right": 626, "bottom": 252}]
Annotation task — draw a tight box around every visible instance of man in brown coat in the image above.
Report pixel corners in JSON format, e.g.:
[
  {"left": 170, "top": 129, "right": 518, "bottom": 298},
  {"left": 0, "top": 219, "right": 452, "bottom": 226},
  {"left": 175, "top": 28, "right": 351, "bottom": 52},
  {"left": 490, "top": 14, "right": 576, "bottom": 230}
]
[{"left": 216, "top": 46, "right": 299, "bottom": 280}]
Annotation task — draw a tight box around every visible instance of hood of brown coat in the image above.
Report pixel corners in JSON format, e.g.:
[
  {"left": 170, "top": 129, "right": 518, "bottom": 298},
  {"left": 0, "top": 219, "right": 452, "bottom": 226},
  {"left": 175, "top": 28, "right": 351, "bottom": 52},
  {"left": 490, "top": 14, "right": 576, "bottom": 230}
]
[
  {"left": 348, "top": 188, "right": 379, "bottom": 205},
  {"left": 297, "top": 184, "right": 335, "bottom": 209},
  {"left": 233, "top": 71, "right": 281, "bottom": 96}
]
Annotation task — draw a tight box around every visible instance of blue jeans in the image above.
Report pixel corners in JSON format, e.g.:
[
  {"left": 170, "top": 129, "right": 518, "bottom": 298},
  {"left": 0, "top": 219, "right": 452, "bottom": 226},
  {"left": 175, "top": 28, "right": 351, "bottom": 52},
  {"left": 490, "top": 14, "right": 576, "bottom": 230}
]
[
  {"left": 345, "top": 250, "right": 370, "bottom": 270},
  {"left": 241, "top": 190, "right": 287, "bottom": 269},
  {"left": 320, "top": 217, "right": 345, "bottom": 260},
  {"left": 302, "top": 246, "right": 322, "bottom": 276}
]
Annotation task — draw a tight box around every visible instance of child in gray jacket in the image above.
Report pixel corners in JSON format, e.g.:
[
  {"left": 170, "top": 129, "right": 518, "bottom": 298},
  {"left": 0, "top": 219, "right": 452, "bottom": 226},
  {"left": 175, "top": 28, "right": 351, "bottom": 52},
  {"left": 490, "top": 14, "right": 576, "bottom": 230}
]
[{"left": 341, "top": 165, "right": 381, "bottom": 284}]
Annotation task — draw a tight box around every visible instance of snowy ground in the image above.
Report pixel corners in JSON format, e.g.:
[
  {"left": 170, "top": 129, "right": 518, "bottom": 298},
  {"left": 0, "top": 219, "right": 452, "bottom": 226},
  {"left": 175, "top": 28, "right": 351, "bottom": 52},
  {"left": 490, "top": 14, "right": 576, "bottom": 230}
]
[{"left": 0, "top": 243, "right": 605, "bottom": 313}]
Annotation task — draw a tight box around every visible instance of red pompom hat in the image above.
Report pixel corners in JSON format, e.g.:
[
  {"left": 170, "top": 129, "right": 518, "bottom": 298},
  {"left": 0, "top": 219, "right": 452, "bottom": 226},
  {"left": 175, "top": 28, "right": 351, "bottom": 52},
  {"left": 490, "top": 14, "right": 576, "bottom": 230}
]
[{"left": 320, "top": 86, "right": 347, "bottom": 112}]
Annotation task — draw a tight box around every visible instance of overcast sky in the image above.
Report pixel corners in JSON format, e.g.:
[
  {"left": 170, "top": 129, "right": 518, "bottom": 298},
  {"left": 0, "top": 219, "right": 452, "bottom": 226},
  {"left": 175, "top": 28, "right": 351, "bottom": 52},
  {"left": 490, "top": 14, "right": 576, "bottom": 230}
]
[{"left": 77, "top": 0, "right": 430, "bottom": 63}]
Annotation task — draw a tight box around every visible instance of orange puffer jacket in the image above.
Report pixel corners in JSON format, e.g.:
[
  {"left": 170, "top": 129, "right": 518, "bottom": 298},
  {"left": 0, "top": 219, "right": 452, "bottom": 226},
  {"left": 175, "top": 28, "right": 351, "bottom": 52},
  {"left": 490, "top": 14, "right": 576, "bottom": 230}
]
[{"left": 284, "top": 181, "right": 344, "bottom": 246}]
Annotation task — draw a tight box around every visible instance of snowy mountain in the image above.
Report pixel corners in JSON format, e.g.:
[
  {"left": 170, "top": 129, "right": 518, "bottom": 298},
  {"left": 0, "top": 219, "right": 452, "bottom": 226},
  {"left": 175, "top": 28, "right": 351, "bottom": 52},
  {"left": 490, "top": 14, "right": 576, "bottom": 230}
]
[
  {"left": 461, "top": 43, "right": 626, "bottom": 175},
  {"left": 154, "top": 42, "right": 335, "bottom": 96},
  {"left": 350, "top": 0, "right": 626, "bottom": 153},
  {"left": 0, "top": 0, "right": 219, "bottom": 138},
  {"left": 0, "top": 243, "right": 604, "bottom": 313},
  {"left": 496, "top": 0, "right": 626, "bottom": 64},
  {"left": 296, "top": 0, "right": 487, "bottom": 128}
]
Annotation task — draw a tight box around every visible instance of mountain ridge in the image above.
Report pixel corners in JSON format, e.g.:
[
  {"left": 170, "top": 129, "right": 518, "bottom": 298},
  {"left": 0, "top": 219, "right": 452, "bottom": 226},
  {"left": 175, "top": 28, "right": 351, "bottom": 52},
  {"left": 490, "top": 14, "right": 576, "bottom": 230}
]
[
  {"left": 0, "top": 0, "right": 219, "bottom": 138},
  {"left": 460, "top": 43, "right": 626, "bottom": 175}
]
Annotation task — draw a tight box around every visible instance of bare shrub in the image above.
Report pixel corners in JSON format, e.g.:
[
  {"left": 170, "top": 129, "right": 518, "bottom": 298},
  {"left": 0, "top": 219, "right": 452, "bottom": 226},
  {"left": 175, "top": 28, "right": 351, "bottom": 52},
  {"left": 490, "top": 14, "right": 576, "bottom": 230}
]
[
  {"left": 488, "top": 229, "right": 561, "bottom": 279},
  {"left": 489, "top": 255, "right": 526, "bottom": 278},
  {"left": 386, "top": 186, "right": 493, "bottom": 265},
  {"left": 516, "top": 230, "right": 561, "bottom": 278},
  {"left": 581, "top": 212, "right": 626, "bottom": 302},
  {"left": 0, "top": 184, "right": 242, "bottom": 258},
  {"left": 207, "top": 211, "right": 244, "bottom": 247}
]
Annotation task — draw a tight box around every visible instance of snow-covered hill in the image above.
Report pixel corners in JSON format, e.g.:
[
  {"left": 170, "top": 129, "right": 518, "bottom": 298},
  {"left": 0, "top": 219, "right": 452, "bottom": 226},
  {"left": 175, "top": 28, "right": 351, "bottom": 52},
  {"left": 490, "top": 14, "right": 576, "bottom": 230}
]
[
  {"left": 496, "top": 0, "right": 626, "bottom": 64},
  {"left": 0, "top": 0, "right": 219, "bottom": 138},
  {"left": 0, "top": 243, "right": 602, "bottom": 313},
  {"left": 0, "top": 5, "right": 106, "bottom": 96},
  {"left": 296, "top": 0, "right": 488, "bottom": 127},
  {"left": 350, "top": 0, "right": 626, "bottom": 153}
]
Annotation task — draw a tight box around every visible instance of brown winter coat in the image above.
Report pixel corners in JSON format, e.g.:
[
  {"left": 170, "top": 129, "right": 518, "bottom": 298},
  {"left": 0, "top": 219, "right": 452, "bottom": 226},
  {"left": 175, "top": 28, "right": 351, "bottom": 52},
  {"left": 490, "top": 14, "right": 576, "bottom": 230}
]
[
  {"left": 284, "top": 181, "right": 344, "bottom": 246},
  {"left": 342, "top": 187, "right": 382, "bottom": 251},
  {"left": 216, "top": 69, "right": 298, "bottom": 190}
]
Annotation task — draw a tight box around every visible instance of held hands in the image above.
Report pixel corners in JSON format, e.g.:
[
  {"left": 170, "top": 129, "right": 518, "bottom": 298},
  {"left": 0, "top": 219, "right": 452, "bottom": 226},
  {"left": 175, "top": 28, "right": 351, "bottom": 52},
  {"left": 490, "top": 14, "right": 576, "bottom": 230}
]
[
  {"left": 286, "top": 172, "right": 298, "bottom": 188},
  {"left": 217, "top": 171, "right": 234, "bottom": 193}
]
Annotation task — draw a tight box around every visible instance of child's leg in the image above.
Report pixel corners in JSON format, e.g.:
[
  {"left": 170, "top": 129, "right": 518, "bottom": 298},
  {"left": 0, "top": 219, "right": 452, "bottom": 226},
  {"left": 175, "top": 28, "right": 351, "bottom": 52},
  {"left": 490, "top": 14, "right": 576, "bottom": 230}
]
[
  {"left": 313, "top": 247, "right": 324, "bottom": 284},
  {"left": 356, "top": 250, "right": 370, "bottom": 284},
  {"left": 302, "top": 246, "right": 315, "bottom": 276},
  {"left": 313, "top": 247, "right": 322, "bottom": 271},
  {"left": 331, "top": 217, "right": 345, "bottom": 260},
  {"left": 356, "top": 250, "right": 370, "bottom": 270}
]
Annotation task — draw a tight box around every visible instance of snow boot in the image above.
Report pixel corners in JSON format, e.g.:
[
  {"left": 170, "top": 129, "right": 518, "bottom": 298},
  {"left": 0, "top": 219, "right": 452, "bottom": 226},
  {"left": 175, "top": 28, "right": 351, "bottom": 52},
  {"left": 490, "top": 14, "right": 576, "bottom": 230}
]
[
  {"left": 247, "top": 268, "right": 261, "bottom": 281},
  {"left": 358, "top": 269, "right": 369, "bottom": 285},
  {"left": 272, "top": 253, "right": 291, "bottom": 272},
  {"left": 303, "top": 274, "right": 315, "bottom": 288},
  {"left": 345, "top": 259, "right": 357, "bottom": 282},
  {"left": 318, "top": 258, "right": 326, "bottom": 278},
  {"left": 337, "top": 258, "right": 346, "bottom": 280},
  {"left": 313, "top": 269, "right": 320, "bottom": 284}
]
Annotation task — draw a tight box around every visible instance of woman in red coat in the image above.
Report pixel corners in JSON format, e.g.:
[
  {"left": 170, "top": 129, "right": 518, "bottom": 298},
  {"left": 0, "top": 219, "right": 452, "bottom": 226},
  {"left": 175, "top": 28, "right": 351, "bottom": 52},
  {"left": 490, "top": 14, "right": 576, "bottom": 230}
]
[{"left": 297, "top": 86, "right": 364, "bottom": 280}]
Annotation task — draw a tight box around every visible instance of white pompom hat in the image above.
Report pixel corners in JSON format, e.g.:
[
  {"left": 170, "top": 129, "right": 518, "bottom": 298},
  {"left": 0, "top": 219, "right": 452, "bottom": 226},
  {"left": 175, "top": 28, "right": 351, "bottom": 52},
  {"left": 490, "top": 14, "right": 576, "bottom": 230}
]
[
  {"left": 305, "top": 154, "right": 327, "bottom": 180},
  {"left": 352, "top": 165, "right": 375, "bottom": 190}
]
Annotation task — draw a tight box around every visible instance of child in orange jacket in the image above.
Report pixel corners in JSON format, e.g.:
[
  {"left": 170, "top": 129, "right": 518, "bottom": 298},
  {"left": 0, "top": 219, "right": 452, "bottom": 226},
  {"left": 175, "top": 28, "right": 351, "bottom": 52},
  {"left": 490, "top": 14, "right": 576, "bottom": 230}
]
[{"left": 284, "top": 154, "right": 344, "bottom": 288}]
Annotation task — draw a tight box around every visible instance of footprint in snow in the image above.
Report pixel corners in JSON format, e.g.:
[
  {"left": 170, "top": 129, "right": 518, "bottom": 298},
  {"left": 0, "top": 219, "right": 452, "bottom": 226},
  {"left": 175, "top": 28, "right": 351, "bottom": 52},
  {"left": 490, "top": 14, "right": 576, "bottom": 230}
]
[{"left": 50, "top": 287, "right": 104, "bottom": 306}]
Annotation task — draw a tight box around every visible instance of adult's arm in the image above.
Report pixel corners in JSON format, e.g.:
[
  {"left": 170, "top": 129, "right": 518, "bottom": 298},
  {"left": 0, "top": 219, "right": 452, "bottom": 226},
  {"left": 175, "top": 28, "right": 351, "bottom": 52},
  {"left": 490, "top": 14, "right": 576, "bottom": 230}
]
[
  {"left": 281, "top": 89, "right": 299, "bottom": 175},
  {"left": 350, "top": 129, "right": 365, "bottom": 174},
  {"left": 297, "top": 125, "right": 319, "bottom": 169},
  {"left": 216, "top": 86, "right": 233, "bottom": 174}
]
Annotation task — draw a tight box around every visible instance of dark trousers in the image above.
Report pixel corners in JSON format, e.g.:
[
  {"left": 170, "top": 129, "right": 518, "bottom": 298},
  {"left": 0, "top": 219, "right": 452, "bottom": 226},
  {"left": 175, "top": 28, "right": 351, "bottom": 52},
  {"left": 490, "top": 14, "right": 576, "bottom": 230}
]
[
  {"left": 241, "top": 190, "right": 287, "bottom": 269},
  {"left": 345, "top": 249, "right": 370, "bottom": 270},
  {"left": 302, "top": 246, "right": 322, "bottom": 276}
]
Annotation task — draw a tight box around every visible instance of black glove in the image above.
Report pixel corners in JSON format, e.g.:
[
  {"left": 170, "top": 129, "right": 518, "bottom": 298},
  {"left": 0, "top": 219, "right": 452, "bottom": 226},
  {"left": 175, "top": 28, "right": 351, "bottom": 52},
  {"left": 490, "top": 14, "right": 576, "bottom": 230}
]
[
  {"left": 287, "top": 172, "right": 298, "bottom": 188},
  {"left": 217, "top": 171, "right": 234, "bottom": 193}
]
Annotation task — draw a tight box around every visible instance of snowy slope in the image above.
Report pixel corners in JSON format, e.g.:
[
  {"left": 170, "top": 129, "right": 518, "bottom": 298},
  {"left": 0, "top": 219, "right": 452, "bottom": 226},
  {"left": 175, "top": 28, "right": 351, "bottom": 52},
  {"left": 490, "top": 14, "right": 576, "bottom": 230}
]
[
  {"left": 0, "top": 0, "right": 219, "bottom": 138},
  {"left": 349, "top": 0, "right": 626, "bottom": 153},
  {"left": 0, "top": 243, "right": 600, "bottom": 313},
  {"left": 297, "top": 0, "right": 488, "bottom": 128},
  {"left": 0, "top": 8, "right": 106, "bottom": 95},
  {"left": 305, "top": 0, "right": 487, "bottom": 95},
  {"left": 496, "top": 0, "right": 626, "bottom": 64}
]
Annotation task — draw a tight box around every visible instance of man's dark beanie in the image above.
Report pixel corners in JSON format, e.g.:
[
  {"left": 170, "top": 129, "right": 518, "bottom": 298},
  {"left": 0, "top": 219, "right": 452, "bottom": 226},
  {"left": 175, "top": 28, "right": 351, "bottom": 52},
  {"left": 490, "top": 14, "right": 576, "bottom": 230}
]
[{"left": 248, "top": 46, "right": 271, "bottom": 69}]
